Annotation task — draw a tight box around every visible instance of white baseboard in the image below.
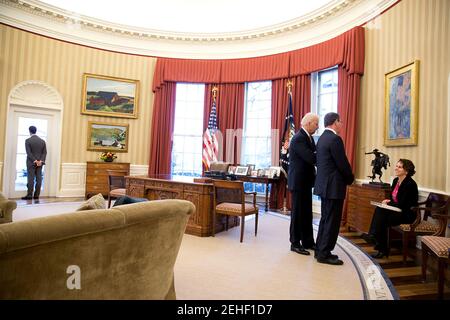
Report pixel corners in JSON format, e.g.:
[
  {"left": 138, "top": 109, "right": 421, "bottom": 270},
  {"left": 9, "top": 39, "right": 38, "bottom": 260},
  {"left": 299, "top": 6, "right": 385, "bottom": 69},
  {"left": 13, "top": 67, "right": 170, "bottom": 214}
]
[{"left": 58, "top": 163, "right": 149, "bottom": 197}]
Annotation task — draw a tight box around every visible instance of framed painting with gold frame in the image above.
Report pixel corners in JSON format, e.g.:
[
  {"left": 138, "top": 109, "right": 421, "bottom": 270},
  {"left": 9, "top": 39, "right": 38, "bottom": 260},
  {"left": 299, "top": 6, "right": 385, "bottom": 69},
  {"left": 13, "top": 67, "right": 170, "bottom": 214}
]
[
  {"left": 384, "top": 60, "right": 419, "bottom": 146},
  {"left": 81, "top": 73, "right": 139, "bottom": 119},
  {"left": 87, "top": 121, "right": 129, "bottom": 152}
]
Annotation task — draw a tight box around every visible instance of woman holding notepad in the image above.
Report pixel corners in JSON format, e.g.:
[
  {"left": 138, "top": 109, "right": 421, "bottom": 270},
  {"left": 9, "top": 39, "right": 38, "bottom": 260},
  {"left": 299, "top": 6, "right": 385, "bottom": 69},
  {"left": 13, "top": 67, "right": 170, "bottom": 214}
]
[{"left": 362, "top": 159, "right": 418, "bottom": 258}]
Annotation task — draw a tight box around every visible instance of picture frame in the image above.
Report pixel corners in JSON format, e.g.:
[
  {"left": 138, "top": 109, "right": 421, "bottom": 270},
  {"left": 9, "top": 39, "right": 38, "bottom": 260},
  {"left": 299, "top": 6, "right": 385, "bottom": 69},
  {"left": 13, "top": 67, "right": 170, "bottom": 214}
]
[
  {"left": 234, "top": 166, "right": 249, "bottom": 176},
  {"left": 87, "top": 121, "right": 129, "bottom": 152},
  {"left": 384, "top": 60, "right": 419, "bottom": 146},
  {"left": 228, "top": 166, "right": 236, "bottom": 175},
  {"left": 81, "top": 73, "right": 139, "bottom": 119},
  {"left": 269, "top": 166, "right": 282, "bottom": 178},
  {"left": 247, "top": 164, "right": 255, "bottom": 176},
  {"left": 257, "top": 169, "right": 265, "bottom": 177}
]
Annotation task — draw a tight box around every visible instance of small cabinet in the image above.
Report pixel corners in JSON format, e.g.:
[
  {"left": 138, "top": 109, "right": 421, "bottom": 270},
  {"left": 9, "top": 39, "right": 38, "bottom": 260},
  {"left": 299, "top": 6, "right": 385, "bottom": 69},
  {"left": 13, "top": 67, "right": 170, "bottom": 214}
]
[
  {"left": 347, "top": 184, "right": 391, "bottom": 233},
  {"left": 85, "top": 161, "right": 130, "bottom": 198}
]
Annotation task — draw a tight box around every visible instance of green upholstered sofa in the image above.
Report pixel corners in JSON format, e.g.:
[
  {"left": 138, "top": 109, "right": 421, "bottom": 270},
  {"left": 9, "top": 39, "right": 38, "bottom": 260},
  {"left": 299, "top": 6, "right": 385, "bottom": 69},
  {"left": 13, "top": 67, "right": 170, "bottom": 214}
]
[
  {"left": 0, "top": 199, "right": 194, "bottom": 299},
  {"left": 0, "top": 192, "right": 16, "bottom": 224}
]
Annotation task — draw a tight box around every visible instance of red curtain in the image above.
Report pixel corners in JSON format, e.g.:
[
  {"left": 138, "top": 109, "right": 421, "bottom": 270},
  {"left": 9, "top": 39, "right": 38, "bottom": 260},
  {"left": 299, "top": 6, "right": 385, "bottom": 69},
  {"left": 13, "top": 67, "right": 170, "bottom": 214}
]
[
  {"left": 148, "top": 82, "right": 176, "bottom": 175},
  {"left": 269, "top": 75, "right": 311, "bottom": 210},
  {"left": 152, "top": 27, "right": 364, "bottom": 86},
  {"left": 204, "top": 83, "right": 245, "bottom": 164},
  {"left": 337, "top": 66, "right": 362, "bottom": 224}
]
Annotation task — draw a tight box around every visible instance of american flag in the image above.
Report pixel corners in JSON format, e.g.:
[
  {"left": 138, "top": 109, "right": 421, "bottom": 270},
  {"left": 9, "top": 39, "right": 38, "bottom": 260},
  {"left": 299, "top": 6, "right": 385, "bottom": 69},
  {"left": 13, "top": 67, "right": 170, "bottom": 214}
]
[
  {"left": 280, "top": 91, "right": 295, "bottom": 177},
  {"left": 202, "top": 99, "right": 219, "bottom": 171}
]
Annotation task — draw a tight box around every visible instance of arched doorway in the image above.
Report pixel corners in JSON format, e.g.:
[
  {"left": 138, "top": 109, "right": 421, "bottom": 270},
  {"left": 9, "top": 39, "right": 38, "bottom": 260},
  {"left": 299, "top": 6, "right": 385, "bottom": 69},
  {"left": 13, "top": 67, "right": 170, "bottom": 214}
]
[{"left": 3, "top": 80, "right": 63, "bottom": 198}]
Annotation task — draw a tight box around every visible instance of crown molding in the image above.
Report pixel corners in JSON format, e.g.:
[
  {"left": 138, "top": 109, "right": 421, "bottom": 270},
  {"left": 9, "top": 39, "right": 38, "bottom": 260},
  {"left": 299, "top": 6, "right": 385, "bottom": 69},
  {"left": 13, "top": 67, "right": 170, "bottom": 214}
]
[{"left": 0, "top": 0, "right": 398, "bottom": 58}]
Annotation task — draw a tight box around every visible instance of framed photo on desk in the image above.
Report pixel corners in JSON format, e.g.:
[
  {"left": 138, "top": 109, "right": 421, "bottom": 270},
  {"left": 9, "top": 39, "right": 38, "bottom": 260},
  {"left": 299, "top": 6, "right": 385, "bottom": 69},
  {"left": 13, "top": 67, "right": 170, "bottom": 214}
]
[{"left": 235, "top": 166, "right": 249, "bottom": 176}]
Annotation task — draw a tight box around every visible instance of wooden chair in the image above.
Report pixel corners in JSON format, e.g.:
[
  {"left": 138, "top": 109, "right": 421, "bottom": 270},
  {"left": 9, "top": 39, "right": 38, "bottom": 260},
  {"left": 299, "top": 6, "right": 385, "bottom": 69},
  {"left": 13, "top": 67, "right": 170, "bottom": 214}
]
[
  {"left": 106, "top": 169, "right": 129, "bottom": 208},
  {"left": 212, "top": 180, "right": 259, "bottom": 243},
  {"left": 421, "top": 236, "right": 450, "bottom": 299},
  {"left": 392, "top": 192, "right": 450, "bottom": 263}
]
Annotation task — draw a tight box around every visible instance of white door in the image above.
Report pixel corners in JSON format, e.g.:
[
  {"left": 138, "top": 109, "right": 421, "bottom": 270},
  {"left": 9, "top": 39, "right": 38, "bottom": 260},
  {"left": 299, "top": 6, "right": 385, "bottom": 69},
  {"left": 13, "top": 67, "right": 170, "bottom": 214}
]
[{"left": 7, "top": 108, "right": 58, "bottom": 198}]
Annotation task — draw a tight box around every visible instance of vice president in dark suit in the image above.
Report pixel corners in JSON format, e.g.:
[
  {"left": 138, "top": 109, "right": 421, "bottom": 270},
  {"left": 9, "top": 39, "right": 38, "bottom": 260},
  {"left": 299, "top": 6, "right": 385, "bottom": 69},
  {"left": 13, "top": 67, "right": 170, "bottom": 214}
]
[
  {"left": 22, "top": 126, "right": 47, "bottom": 200},
  {"left": 288, "top": 113, "right": 319, "bottom": 256},
  {"left": 313, "top": 112, "right": 354, "bottom": 265}
]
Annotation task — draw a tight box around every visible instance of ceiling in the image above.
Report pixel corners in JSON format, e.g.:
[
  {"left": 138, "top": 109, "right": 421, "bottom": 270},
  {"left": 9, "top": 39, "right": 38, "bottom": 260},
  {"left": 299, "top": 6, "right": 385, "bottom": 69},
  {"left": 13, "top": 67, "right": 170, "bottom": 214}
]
[
  {"left": 39, "top": 0, "right": 335, "bottom": 34},
  {"left": 0, "top": 0, "right": 397, "bottom": 58}
]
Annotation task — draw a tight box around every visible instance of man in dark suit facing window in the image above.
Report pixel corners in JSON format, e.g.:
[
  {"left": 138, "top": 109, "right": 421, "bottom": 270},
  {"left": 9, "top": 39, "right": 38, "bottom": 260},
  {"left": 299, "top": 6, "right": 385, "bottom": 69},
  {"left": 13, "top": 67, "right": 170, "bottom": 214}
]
[
  {"left": 288, "top": 113, "right": 319, "bottom": 256},
  {"left": 22, "top": 126, "right": 47, "bottom": 200},
  {"left": 313, "top": 112, "right": 354, "bottom": 265}
]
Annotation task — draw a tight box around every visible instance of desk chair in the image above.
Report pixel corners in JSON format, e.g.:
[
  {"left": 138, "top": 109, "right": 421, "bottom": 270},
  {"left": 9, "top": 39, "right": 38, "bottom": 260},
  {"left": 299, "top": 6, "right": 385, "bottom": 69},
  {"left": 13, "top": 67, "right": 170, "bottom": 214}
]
[
  {"left": 212, "top": 180, "right": 259, "bottom": 243},
  {"left": 106, "top": 169, "right": 129, "bottom": 208}
]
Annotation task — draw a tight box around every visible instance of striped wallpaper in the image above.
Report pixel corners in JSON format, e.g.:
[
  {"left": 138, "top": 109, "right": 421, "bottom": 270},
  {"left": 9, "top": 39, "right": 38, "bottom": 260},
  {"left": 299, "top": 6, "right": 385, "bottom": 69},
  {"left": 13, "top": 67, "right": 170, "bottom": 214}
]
[
  {"left": 0, "top": 0, "right": 449, "bottom": 192},
  {"left": 0, "top": 25, "right": 156, "bottom": 167},
  {"left": 358, "top": 0, "right": 449, "bottom": 191}
]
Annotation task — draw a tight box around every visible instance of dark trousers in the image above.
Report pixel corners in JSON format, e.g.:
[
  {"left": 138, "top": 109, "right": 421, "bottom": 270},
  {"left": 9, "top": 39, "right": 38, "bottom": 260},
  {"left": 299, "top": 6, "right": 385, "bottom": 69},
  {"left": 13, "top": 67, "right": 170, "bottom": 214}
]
[
  {"left": 368, "top": 207, "right": 404, "bottom": 253},
  {"left": 289, "top": 189, "right": 315, "bottom": 248},
  {"left": 26, "top": 164, "right": 43, "bottom": 197},
  {"left": 315, "top": 198, "right": 344, "bottom": 259}
]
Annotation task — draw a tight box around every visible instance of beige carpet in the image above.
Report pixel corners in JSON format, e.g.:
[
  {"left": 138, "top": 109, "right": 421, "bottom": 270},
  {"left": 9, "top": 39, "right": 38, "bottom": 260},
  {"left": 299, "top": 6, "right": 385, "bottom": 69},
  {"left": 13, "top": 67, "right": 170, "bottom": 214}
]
[
  {"left": 174, "top": 213, "right": 364, "bottom": 300},
  {"left": 12, "top": 202, "right": 388, "bottom": 300}
]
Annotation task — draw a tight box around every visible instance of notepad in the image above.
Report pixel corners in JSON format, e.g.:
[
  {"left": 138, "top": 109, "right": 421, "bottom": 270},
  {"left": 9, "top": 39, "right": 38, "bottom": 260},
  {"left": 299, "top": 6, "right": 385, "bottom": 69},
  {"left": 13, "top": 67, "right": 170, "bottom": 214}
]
[{"left": 370, "top": 201, "right": 402, "bottom": 212}]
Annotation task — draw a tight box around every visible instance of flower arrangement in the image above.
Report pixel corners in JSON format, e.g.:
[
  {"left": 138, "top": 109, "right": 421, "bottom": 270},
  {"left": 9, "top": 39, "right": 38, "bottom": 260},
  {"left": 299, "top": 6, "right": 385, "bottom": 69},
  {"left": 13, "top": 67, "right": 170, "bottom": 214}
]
[{"left": 100, "top": 152, "right": 117, "bottom": 162}]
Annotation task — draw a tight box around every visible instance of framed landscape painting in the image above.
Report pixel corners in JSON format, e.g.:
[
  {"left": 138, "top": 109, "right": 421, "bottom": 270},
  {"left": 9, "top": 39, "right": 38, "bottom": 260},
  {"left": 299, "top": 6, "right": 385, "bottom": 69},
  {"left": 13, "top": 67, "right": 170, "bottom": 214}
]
[
  {"left": 384, "top": 60, "right": 419, "bottom": 147},
  {"left": 81, "top": 73, "right": 139, "bottom": 119},
  {"left": 87, "top": 121, "right": 129, "bottom": 152}
]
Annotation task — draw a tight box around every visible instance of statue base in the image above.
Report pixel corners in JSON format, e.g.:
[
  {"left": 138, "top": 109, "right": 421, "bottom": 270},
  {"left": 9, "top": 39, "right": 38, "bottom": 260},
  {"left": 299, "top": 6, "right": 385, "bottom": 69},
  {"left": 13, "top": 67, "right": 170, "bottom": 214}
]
[{"left": 363, "top": 182, "right": 390, "bottom": 189}]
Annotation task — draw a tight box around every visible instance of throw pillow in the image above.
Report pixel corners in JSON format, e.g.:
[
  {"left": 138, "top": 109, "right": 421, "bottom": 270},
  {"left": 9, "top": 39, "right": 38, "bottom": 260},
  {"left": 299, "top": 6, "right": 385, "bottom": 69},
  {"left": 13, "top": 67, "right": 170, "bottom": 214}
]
[
  {"left": 112, "top": 195, "right": 148, "bottom": 207},
  {"left": 77, "top": 193, "right": 106, "bottom": 211}
]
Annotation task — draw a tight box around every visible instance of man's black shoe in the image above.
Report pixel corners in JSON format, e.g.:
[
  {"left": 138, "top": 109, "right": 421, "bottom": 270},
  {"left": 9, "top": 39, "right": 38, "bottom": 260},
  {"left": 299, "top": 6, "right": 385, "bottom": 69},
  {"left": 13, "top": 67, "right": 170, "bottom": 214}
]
[
  {"left": 33, "top": 196, "right": 39, "bottom": 199},
  {"left": 304, "top": 244, "right": 316, "bottom": 250},
  {"left": 21, "top": 196, "right": 32, "bottom": 200},
  {"left": 290, "top": 244, "right": 310, "bottom": 256},
  {"left": 316, "top": 256, "right": 344, "bottom": 265}
]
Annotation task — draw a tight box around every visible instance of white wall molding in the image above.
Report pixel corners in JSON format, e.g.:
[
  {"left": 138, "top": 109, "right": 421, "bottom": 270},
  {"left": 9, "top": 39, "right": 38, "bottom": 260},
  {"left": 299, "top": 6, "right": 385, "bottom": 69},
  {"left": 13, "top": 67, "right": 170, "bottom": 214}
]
[
  {"left": 0, "top": 0, "right": 398, "bottom": 58},
  {"left": 58, "top": 163, "right": 149, "bottom": 197}
]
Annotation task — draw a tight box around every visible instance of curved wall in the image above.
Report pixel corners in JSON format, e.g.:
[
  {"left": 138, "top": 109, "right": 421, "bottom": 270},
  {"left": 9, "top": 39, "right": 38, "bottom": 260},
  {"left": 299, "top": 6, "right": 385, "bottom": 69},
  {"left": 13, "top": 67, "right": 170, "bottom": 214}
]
[{"left": 0, "top": 0, "right": 449, "bottom": 193}]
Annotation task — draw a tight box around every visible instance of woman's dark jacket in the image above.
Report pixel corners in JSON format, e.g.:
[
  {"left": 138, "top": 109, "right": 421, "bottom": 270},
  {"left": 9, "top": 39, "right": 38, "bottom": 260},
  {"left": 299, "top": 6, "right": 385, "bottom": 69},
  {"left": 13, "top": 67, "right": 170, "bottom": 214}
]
[{"left": 388, "top": 176, "right": 419, "bottom": 223}]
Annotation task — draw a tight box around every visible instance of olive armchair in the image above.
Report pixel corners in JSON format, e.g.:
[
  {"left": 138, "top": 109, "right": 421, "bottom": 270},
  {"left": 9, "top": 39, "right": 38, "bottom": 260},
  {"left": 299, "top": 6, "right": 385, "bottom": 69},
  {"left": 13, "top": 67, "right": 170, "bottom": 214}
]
[{"left": 0, "top": 192, "right": 16, "bottom": 224}]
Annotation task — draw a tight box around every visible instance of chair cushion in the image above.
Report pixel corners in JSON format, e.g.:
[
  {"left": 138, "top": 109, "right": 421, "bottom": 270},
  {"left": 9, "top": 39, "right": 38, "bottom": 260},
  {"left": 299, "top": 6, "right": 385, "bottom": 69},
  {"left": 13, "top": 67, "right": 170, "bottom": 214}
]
[
  {"left": 109, "top": 188, "right": 126, "bottom": 197},
  {"left": 77, "top": 193, "right": 106, "bottom": 211},
  {"left": 216, "top": 202, "right": 257, "bottom": 214},
  {"left": 112, "top": 195, "right": 148, "bottom": 207},
  {"left": 398, "top": 220, "right": 439, "bottom": 233},
  {"left": 421, "top": 236, "right": 450, "bottom": 258}
]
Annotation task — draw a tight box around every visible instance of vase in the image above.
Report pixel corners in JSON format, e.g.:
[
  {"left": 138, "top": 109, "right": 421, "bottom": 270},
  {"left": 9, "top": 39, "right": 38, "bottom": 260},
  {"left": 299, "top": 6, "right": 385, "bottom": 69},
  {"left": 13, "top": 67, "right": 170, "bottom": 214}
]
[{"left": 104, "top": 158, "right": 113, "bottom": 162}]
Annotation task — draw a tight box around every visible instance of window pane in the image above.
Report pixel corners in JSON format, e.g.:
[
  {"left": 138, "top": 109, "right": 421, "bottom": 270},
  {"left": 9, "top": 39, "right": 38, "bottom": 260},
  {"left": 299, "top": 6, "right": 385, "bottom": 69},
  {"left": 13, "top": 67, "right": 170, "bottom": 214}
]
[
  {"left": 242, "top": 81, "right": 272, "bottom": 194},
  {"left": 172, "top": 83, "right": 205, "bottom": 177},
  {"left": 313, "top": 67, "right": 338, "bottom": 136}
]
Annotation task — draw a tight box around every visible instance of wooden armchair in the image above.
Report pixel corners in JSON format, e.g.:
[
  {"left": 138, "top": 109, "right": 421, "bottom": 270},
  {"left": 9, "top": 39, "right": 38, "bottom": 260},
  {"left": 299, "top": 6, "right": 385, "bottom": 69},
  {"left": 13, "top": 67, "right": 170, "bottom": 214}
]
[
  {"left": 392, "top": 192, "right": 450, "bottom": 264},
  {"left": 212, "top": 180, "right": 259, "bottom": 243},
  {"left": 421, "top": 235, "right": 450, "bottom": 299},
  {"left": 106, "top": 169, "right": 129, "bottom": 208}
]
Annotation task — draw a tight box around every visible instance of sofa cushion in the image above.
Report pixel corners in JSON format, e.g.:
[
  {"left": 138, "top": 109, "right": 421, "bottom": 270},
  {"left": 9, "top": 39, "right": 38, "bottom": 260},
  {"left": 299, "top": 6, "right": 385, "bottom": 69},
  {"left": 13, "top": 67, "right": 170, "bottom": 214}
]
[
  {"left": 112, "top": 195, "right": 148, "bottom": 207},
  {"left": 77, "top": 193, "right": 106, "bottom": 211}
]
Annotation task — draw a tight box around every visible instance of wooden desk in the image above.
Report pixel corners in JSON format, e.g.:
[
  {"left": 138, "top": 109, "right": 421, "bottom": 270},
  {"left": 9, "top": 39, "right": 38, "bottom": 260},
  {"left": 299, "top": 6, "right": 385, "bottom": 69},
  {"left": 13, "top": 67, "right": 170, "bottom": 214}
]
[
  {"left": 125, "top": 175, "right": 238, "bottom": 237},
  {"left": 347, "top": 184, "right": 391, "bottom": 233},
  {"left": 234, "top": 176, "right": 279, "bottom": 212}
]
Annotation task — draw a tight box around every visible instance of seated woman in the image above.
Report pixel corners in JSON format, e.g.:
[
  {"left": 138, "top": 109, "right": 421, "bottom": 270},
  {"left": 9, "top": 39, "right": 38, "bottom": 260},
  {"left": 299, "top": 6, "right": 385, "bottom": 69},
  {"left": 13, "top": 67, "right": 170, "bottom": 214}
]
[{"left": 362, "top": 159, "right": 418, "bottom": 259}]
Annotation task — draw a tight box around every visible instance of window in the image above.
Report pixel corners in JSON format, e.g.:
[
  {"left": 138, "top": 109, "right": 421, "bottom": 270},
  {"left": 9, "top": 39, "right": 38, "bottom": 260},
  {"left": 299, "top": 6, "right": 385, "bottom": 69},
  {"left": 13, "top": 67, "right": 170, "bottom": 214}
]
[
  {"left": 311, "top": 67, "right": 338, "bottom": 203},
  {"left": 311, "top": 67, "right": 338, "bottom": 137},
  {"left": 171, "top": 83, "right": 205, "bottom": 177},
  {"left": 241, "top": 81, "right": 272, "bottom": 193}
]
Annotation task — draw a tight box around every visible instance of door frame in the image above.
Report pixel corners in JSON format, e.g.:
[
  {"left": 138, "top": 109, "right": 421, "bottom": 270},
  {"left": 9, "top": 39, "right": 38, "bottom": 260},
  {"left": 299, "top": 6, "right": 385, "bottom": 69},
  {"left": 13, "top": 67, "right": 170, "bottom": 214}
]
[{"left": 3, "top": 80, "right": 63, "bottom": 198}]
